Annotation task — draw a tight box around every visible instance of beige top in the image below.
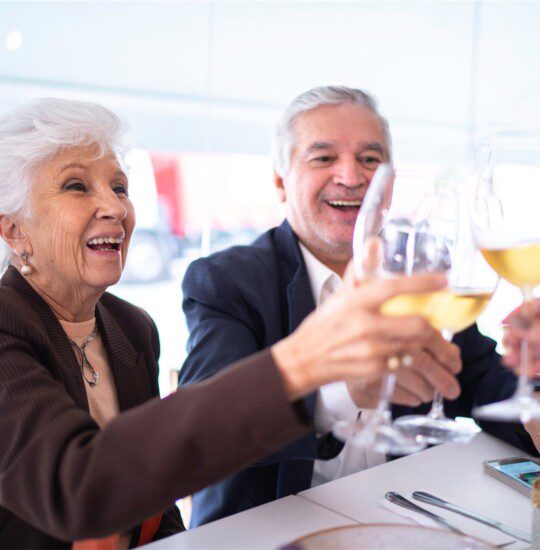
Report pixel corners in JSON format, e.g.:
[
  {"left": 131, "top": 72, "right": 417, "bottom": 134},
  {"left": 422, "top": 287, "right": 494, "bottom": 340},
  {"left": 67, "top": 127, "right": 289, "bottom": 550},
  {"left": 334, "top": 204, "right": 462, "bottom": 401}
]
[
  {"left": 60, "top": 318, "right": 130, "bottom": 548},
  {"left": 59, "top": 318, "right": 121, "bottom": 428}
]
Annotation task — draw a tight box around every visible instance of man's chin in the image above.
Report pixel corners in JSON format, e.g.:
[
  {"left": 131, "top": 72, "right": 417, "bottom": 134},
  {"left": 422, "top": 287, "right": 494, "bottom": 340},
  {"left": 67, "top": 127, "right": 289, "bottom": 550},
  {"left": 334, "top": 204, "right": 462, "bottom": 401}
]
[{"left": 319, "top": 239, "right": 353, "bottom": 261}]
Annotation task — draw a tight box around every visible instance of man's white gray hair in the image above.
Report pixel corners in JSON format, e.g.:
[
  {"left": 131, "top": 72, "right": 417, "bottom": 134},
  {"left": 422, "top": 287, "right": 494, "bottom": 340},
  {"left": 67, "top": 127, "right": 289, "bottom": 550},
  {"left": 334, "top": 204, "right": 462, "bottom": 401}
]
[
  {"left": 273, "top": 85, "right": 392, "bottom": 177},
  {"left": 0, "top": 97, "right": 127, "bottom": 219}
]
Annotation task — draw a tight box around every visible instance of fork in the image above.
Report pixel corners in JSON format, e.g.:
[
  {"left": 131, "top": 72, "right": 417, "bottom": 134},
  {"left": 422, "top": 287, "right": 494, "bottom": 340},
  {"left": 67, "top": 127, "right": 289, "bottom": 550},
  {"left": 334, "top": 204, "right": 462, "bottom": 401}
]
[
  {"left": 384, "top": 492, "right": 514, "bottom": 547},
  {"left": 385, "top": 491, "right": 466, "bottom": 535}
]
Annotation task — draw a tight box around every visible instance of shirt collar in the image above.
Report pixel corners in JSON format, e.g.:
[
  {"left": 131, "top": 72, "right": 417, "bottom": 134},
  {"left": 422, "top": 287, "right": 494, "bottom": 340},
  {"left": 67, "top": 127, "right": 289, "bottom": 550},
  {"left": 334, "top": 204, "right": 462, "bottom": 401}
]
[{"left": 299, "top": 242, "right": 342, "bottom": 307}]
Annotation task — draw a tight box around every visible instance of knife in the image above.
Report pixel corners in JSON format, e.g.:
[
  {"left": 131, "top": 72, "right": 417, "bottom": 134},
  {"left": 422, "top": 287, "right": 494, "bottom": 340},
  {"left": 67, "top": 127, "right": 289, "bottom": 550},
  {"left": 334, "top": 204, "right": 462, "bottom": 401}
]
[{"left": 412, "top": 491, "right": 531, "bottom": 543}]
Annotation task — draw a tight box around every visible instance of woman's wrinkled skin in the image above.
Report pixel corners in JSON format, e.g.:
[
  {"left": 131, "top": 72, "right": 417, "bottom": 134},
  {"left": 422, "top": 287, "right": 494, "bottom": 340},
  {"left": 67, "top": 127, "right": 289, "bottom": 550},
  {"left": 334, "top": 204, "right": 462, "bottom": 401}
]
[{"left": 0, "top": 145, "right": 135, "bottom": 322}]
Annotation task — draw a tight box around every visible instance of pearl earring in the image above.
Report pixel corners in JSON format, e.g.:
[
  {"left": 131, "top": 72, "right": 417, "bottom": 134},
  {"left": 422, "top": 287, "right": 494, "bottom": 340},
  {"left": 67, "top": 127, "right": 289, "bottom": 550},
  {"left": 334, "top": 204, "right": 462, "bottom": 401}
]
[{"left": 20, "top": 251, "right": 32, "bottom": 276}]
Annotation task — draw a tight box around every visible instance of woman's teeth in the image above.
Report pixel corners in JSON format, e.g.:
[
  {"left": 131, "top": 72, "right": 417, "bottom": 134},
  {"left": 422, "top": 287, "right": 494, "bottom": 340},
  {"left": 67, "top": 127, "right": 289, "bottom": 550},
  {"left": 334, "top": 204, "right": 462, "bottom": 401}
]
[
  {"left": 87, "top": 237, "right": 123, "bottom": 245},
  {"left": 87, "top": 237, "right": 123, "bottom": 251}
]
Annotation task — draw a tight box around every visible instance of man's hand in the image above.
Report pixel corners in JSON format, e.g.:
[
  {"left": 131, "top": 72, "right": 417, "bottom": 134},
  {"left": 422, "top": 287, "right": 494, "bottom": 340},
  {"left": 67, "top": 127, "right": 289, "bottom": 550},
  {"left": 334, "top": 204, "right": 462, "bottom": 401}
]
[
  {"left": 272, "top": 266, "right": 455, "bottom": 402},
  {"left": 503, "top": 298, "right": 540, "bottom": 376},
  {"left": 346, "top": 332, "right": 462, "bottom": 409}
]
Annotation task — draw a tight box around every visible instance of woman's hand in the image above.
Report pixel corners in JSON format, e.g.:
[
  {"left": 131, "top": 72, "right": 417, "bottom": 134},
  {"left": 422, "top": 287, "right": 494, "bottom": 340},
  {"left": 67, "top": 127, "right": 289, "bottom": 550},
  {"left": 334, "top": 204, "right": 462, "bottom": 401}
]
[
  {"left": 271, "top": 264, "right": 461, "bottom": 401},
  {"left": 502, "top": 299, "right": 540, "bottom": 376}
]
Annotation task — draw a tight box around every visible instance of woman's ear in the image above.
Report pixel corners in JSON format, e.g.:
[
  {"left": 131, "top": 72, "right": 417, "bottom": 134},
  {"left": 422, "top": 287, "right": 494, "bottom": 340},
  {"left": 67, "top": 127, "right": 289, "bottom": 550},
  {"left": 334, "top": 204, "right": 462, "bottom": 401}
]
[{"left": 0, "top": 215, "right": 30, "bottom": 256}]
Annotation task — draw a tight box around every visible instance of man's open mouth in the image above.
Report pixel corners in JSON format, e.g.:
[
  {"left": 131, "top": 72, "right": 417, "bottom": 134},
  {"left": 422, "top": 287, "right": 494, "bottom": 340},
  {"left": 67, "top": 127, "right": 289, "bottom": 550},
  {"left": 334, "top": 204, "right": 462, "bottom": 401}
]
[
  {"left": 87, "top": 237, "right": 123, "bottom": 252},
  {"left": 326, "top": 199, "right": 362, "bottom": 211}
]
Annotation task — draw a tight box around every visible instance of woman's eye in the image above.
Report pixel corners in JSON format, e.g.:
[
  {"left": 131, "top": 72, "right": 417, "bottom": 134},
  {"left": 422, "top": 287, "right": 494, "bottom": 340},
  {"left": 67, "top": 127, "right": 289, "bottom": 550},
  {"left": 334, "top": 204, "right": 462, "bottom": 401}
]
[
  {"left": 64, "top": 181, "right": 86, "bottom": 192},
  {"left": 113, "top": 184, "right": 128, "bottom": 196}
]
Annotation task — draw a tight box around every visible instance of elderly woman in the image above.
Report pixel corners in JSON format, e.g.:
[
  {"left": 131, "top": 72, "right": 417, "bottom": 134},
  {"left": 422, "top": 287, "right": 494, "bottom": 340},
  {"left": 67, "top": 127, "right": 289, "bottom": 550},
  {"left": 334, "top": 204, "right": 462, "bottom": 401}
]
[{"left": 0, "top": 98, "right": 451, "bottom": 548}]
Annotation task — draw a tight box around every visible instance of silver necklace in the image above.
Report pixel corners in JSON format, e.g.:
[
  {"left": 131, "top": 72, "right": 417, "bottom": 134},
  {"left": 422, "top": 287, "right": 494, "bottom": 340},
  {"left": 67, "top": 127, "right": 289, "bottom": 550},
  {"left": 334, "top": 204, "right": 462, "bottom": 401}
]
[{"left": 67, "top": 323, "right": 99, "bottom": 386}]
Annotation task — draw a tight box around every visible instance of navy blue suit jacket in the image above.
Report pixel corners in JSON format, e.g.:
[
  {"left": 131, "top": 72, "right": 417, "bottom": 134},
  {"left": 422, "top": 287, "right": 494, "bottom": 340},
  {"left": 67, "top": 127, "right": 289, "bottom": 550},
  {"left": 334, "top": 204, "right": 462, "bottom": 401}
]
[{"left": 179, "top": 220, "right": 536, "bottom": 527}]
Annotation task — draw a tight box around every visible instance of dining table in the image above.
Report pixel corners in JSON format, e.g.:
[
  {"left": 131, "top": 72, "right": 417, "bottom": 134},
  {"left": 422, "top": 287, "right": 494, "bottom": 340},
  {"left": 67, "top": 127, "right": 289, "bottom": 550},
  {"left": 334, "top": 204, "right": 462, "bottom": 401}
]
[{"left": 145, "top": 431, "right": 533, "bottom": 549}]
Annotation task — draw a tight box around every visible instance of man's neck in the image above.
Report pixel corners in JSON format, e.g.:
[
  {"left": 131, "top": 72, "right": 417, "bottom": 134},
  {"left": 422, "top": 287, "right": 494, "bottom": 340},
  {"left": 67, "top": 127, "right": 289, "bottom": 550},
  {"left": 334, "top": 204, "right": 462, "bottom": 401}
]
[
  {"left": 297, "top": 241, "right": 350, "bottom": 278},
  {"left": 324, "top": 260, "right": 349, "bottom": 279}
]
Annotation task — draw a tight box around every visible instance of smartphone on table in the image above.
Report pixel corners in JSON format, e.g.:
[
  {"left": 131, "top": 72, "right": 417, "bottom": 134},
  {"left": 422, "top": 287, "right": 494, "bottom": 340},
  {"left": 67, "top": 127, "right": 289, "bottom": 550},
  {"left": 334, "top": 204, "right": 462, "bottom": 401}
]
[{"left": 484, "top": 457, "right": 540, "bottom": 496}]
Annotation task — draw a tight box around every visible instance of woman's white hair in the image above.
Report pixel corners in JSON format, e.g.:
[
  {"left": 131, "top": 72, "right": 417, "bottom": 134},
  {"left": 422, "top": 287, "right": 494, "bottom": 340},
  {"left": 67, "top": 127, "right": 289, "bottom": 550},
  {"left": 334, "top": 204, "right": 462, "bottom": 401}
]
[
  {"left": 273, "top": 85, "right": 392, "bottom": 177},
  {"left": 0, "top": 97, "right": 127, "bottom": 219}
]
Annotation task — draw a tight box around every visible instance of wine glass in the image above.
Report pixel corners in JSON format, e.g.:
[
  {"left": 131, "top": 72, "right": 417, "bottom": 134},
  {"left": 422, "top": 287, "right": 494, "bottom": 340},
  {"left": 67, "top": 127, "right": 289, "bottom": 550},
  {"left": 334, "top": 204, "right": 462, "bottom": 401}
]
[
  {"left": 472, "top": 133, "right": 540, "bottom": 423},
  {"left": 333, "top": 165, "right": 428, "bottom": 455},
  {"left": 392, "top": 174, "right": 498, "bottom": 444}
]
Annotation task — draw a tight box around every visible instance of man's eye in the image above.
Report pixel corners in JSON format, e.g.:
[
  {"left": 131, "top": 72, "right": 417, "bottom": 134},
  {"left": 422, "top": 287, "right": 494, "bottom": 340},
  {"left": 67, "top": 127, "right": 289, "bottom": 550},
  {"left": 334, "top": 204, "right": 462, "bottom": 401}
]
[
  {"left": 359, "top": 156, "right": 382, "bottom": 169},
  {"left": 311, "top": 156, "right": 335, "bottom": 164},
  {"left": 64, "top": 181, "right": 86, "bottom": 192}
]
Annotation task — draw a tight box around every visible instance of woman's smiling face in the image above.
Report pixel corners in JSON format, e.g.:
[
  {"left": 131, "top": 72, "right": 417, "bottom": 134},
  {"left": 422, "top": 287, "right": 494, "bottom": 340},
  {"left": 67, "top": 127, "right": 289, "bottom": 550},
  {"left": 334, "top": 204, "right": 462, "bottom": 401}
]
[{"left": 20, "top": 145, "right": 135, "bottom": 298}]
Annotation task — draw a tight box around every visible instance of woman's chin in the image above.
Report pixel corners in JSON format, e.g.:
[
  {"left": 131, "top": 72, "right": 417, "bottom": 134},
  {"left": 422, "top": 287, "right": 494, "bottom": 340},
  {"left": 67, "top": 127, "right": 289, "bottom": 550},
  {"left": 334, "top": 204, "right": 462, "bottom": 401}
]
[{"left": 84, "top": 269, "right": 123, "bottom": 291}]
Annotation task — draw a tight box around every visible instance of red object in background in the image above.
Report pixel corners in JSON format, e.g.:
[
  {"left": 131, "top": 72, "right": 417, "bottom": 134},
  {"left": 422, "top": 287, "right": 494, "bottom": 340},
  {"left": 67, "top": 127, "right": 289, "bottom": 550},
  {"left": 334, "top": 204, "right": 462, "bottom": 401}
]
[{"left": 149, "top": 152, "right": 185, "bottom": 238}]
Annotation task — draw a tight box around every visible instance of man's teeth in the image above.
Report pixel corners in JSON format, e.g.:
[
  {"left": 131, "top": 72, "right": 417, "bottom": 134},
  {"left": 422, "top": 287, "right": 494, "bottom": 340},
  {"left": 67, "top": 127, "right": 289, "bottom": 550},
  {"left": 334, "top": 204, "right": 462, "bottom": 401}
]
[
  {"left": 328, "top": 200, "right": 362, "bottom": 207},
  {"left": 87, "top": 237, "right": 123, "bottom": 245}
]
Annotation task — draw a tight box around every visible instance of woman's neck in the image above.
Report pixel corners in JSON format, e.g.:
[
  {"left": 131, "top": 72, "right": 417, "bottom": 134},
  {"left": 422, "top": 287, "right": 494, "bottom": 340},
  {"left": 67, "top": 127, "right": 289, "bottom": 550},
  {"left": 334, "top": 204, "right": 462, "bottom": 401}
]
[{"left": 21, "top": 269, "right": 101, "bottom": 322}]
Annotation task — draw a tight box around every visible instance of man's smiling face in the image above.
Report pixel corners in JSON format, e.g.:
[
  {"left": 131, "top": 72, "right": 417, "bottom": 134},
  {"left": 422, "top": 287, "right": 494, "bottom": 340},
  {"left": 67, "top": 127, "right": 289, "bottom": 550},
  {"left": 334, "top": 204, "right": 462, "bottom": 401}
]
[{"left": 275, "top": 102, "right": 389, "bottom": 273}]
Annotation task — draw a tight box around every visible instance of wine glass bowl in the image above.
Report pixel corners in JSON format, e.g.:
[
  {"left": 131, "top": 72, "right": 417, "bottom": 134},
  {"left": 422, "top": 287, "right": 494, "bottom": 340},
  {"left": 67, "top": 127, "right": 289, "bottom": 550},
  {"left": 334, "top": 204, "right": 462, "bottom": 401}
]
[
  {"left": 471, "top": 133, "right": 540, "bottom": 422},
  {"left": 384, "top": 181, "right": 497, "bottom": 445},
  {"left": 333, "top": 164, "right": 428, "bottom": 455}
]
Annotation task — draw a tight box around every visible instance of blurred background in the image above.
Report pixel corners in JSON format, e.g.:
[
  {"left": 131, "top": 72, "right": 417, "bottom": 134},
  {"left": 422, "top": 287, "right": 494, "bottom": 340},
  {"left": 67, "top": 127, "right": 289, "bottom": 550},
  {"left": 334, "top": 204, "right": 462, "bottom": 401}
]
[{"left": 1, "top": 0, "right": 538, "bottom": 395}]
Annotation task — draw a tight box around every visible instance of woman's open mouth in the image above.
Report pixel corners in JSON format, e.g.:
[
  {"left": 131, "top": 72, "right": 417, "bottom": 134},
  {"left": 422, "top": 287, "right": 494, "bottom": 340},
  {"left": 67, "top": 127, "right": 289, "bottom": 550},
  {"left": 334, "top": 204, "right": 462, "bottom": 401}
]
[{"left": 87, "top": 236, "right": 123, "bottom": 253}]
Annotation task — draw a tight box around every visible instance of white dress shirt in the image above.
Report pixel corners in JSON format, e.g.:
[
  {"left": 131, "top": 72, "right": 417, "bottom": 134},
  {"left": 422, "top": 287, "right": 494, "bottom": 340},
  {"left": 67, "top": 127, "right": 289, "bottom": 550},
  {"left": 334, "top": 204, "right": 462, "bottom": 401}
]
[{"left": 298, "top": 243, "right": 386, "bottom": 488}]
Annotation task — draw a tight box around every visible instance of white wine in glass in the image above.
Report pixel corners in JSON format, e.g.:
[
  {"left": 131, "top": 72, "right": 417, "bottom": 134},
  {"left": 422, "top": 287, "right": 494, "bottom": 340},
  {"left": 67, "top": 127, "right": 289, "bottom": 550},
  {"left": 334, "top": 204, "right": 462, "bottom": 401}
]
[
  {"left": 480, "top": 244, "right": 540, "bottom": 289},
  {"left": 382, "top": 288, "right": 493, "bottom": 334}
]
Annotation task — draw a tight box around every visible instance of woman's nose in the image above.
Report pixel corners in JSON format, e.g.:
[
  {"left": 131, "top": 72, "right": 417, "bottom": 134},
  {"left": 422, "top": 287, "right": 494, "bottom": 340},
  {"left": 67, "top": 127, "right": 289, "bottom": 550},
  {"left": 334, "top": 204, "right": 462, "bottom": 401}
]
[{"left": 96, "top": 189, "right": 127, "bottom": 221}]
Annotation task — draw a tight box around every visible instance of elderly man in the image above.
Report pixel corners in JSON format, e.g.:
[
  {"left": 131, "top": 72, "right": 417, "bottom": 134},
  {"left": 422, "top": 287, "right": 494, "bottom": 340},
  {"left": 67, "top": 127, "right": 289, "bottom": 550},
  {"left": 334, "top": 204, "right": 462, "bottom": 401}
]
[{"left": 179, "top": 86, "right": 535, "bottom": 527}]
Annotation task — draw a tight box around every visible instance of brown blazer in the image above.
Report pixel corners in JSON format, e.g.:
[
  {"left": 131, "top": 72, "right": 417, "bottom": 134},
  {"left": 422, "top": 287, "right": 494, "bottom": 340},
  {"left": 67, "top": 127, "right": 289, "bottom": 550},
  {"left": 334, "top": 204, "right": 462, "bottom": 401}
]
[{"left": 0, "top": 267, "right": 309, "bottom": 548}]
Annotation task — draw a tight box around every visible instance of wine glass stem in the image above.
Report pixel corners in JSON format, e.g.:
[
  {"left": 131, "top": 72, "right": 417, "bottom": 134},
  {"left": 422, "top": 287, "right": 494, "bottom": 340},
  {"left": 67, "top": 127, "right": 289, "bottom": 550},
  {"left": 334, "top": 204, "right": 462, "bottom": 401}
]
[
  {"left": 428, "top": 391, "right": 445, "bottom": 420},
  {"left": 375, "top": 372, "right": 397, "bottom": 422},
  {"left": 427, "top": 329, "right": 454, "bottom": 420},
  {"left": 516, "top": 287, "right": 534, "bottom": 401}
]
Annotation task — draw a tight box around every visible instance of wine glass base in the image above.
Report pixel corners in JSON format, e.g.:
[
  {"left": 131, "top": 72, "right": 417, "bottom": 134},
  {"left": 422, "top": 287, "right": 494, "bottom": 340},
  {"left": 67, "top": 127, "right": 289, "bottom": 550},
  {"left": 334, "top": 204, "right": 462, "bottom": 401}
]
[
  {"left": 333, "top": 420, "right": 427, "bottom": 455},
  {"left": 473, "top": 396, "right": 540, "bottom": 423},
  {"left": 394, "top": 415, "right": 478, "bottom": 446}
]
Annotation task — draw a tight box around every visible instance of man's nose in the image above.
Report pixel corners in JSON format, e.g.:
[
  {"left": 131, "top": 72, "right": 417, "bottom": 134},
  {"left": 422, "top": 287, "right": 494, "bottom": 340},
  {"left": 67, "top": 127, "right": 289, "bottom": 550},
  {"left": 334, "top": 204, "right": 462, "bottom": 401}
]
[{"left": 335, "top": 157, "right": 365, "bottom": 187}]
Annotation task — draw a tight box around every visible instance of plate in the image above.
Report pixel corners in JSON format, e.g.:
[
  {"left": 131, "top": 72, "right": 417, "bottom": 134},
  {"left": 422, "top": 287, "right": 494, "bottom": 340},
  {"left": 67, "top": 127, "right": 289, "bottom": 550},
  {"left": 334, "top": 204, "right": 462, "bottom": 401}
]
[{"left": 285, "top": 524, "right": 494, "bottom": 549}]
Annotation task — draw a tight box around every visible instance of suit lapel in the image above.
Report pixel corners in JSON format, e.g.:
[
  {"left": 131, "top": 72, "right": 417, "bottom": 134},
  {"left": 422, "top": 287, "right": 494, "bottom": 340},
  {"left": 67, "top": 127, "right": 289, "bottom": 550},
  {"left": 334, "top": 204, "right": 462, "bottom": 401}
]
[
  {"left": 1, "top": 267, "right": 89, "bottom": 409},
  {"left": 0, "top": 267, "right": 153, "bottom": 413},
  {"left": 274, "top": 221, "right": 316, "bottom": 332},
  {"left": 274, "top": 222, "right": 317, "bottom": 416},
  {"left": 96, "top": 301, "right": 153, "bottom": 411}
]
